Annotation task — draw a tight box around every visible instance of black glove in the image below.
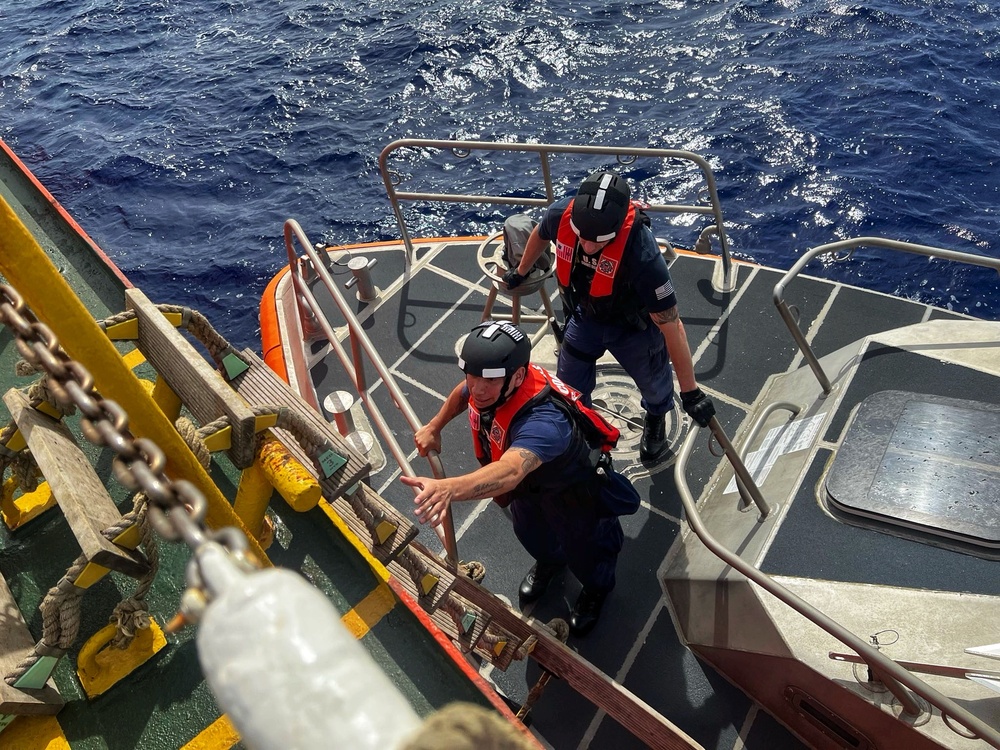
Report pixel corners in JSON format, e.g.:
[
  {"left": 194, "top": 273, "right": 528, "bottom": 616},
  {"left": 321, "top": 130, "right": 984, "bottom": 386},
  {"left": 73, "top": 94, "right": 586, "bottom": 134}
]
[
  {"left": 502, "top": 268, "right": 526, "bottom": 290},
  {"left": 680, "top": 388, "right": 715, "bottom": 428}
]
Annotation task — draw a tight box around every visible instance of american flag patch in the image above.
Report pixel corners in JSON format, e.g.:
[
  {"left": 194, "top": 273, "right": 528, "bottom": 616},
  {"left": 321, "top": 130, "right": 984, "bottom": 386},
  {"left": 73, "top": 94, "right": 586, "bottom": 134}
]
[{"left": 654, "top": 281, "right": 674, "bottom": 300}]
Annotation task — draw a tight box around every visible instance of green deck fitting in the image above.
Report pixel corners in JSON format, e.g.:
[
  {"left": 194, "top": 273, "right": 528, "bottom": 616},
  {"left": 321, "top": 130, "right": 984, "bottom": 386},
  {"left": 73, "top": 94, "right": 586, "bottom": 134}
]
[
  {"left": 13, "top": 654, "right": 60, "bottom": 690},
  {"left": 0, "top": 714, "right": 14, "bottom": 733},
  {"left": 460, "top": 611, "right": 477, "bottom": 634},
  {"left": 222, "top": 353, "right": 250, "bottom": 380},
  {"left": 317, "top": 449, "right": 347, "bottom": 478}
]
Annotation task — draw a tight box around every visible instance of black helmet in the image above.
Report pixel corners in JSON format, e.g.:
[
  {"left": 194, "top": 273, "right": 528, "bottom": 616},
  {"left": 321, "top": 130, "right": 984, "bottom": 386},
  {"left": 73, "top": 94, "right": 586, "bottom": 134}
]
[
  {"left": 570, "top": 171, "right": 631, "bottom": 242},
  {"left": 459, "top": 321, "right": 531, "bottom": 378}
]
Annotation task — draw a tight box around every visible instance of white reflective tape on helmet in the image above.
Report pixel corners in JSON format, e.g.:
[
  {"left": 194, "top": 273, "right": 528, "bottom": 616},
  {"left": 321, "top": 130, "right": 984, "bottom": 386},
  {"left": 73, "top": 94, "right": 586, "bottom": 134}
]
[
  {"left": 593, "top": 173, "right": 614, "bottom": 210},
  {"left": 481, "top": 367, "right": 506, "bottom": 378}
]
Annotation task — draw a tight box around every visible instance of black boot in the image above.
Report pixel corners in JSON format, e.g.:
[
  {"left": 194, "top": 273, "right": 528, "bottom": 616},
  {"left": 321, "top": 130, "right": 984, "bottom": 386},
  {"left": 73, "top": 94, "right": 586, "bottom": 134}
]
[
  {"left": 519, "top": 562, "right": 564, "bottom": 603},
  {"left": 639, "top": 411, "right": 668, "bottom": 462},
  {"left": 569, "top": 587, "right": 609, "bottom": 637}
]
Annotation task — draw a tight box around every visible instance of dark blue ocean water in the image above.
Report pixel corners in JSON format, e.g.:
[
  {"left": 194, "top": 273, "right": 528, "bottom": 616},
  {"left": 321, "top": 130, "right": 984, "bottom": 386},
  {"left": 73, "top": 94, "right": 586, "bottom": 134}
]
[{"left": 2, "top": 0, "right": 999, "bottom": 350}]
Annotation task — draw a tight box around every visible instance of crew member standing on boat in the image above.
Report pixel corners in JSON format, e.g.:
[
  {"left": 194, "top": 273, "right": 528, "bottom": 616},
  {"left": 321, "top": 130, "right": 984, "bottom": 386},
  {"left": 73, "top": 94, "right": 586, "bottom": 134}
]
[
  {"left": 402, "top": 321, "right": 641, "bottom": 637},
  {"left": 503, "top": 171, "right": 715, "bottom": 461}
]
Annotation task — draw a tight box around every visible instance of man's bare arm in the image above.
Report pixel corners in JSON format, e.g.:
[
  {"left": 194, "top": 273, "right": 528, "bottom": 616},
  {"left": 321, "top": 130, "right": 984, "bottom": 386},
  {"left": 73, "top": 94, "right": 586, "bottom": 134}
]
[
  {"left": 414, "top": 380, "right": 469, "bottom": 457},
  {"left": 403, "top": 445, "right": 543, "bottom": 526},
  {"left": 651, "top": 305, "right": 699, "bottom": 392}
]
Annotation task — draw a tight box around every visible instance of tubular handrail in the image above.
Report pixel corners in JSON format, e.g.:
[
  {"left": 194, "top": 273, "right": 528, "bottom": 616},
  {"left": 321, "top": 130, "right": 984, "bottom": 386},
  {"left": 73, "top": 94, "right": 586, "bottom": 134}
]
[
  {"left": 774, "top": 237, "right": 1000, "bottom": 394},
  {"left": 674, "top": 418, "right": 1000, "bottom": 747},
  {"left": 282, "top": 219, "right": 460, "bottom": 567},
  {"left": 377, "top": 138, "right": 732, "bottom": 279}
]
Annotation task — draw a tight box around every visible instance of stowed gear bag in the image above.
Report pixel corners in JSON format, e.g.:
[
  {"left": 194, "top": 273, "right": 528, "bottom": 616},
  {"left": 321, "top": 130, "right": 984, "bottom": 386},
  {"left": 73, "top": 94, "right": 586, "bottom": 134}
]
[
  {"left": 594, "top": 455, "right": 642, "bottom": 517},
  {"left": 502, "top": 213, "right": 550, "bottom": 273},
  {"left": 541, "top": 374, "right": 641, "bottom": 518}
]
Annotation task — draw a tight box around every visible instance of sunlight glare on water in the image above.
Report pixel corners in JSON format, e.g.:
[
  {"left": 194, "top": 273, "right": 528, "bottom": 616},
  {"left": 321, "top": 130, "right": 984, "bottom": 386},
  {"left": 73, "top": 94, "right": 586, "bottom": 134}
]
[{"left": 0, "top": 0, "right": 998, "bottom": 348}]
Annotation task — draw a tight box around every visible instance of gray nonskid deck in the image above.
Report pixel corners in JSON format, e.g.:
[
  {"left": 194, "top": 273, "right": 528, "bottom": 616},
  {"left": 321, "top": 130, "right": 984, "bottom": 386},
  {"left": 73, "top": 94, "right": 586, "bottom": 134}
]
[{"left": 303, "top": 242, "right": 952, "bottom": 749}]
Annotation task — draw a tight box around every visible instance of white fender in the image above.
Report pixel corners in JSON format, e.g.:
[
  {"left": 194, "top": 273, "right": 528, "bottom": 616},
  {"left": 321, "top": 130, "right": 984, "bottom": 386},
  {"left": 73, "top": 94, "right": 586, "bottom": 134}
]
[{"left": 194, "top": 543, "right": 422, "bottom": 749}]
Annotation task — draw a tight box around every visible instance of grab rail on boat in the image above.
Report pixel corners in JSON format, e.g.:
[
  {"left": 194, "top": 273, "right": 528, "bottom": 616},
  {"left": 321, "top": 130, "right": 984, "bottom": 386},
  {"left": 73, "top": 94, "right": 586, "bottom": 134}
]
[
  {"left": 378, "top": 138, "right": 734, "bottom": 288},
  {"left": 675, "top": 418, "right": 1000, "bottom": 748},
  {"left": 722, "top": 401, "right": 803, "bottom": 516},
  {"left": 282, "top": 219, "right": 460, "bottom": 568},
  {"left": 774, "top": 237, "right": 1000, "bottom": 395}
]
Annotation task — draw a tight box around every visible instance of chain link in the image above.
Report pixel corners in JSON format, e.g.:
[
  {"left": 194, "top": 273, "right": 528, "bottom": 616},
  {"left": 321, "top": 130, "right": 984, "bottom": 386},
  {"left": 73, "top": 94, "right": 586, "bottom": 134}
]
[{"left": 0, "top": 283, "right": 247, "bottom": 556}]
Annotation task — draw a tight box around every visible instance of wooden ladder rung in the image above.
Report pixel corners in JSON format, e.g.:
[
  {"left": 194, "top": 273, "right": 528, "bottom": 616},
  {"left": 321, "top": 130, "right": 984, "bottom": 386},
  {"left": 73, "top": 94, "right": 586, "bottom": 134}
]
[
  {"left": 125, "top": 288, "right": 258, "bottom": 468},
  {"left": 0, "top": 572, "right": 63, "bottom": 715},
  {"left": 3, "top": 389, "right": 149, "bottom": 579},
  {"left": 329, "top": 483, "right": 417, "bottom": 564},
  {"left": 232, "top": 349, "right": 371, "bottom": 499}
]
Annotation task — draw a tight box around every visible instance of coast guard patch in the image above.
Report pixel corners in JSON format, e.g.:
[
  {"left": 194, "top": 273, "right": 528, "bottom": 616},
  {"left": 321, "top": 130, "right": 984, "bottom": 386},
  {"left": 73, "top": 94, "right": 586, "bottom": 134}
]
[
  {"left": 597, "top": 256, "right": 618, "bottom": 277},
  {"left": 489, "top": 421, "right": 506, "bottom": 448}
]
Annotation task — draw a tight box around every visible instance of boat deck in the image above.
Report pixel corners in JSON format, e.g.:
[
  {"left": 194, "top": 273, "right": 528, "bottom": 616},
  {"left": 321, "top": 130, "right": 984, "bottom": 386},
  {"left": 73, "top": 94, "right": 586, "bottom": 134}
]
[{"left": 287, "top": 235, "right": 991, "bottom": 749}]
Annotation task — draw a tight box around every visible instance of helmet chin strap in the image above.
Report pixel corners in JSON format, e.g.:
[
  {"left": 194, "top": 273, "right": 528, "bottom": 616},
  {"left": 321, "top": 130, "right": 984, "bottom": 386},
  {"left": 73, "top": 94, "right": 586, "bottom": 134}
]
[{"left": 480, "top": 367, "right": 524, "bottom": 412}]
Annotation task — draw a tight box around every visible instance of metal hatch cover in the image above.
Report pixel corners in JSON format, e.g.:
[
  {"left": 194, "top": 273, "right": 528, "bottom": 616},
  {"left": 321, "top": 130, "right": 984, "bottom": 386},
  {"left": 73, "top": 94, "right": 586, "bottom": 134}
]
[{"left": 825, "top": 390, "right": 1000, "bottom": 554}]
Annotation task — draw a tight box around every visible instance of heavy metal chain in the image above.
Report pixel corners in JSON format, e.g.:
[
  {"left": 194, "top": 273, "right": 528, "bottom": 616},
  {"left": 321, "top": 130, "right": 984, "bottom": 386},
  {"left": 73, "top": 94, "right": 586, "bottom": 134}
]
[{"left": 0, "top": 283, "right": 248, "bottom": 556}]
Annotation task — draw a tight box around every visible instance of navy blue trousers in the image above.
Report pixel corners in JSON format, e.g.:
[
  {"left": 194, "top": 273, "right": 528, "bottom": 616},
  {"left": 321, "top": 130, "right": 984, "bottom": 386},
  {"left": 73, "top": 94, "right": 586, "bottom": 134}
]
[
  {"left": 510, "top": 490, "right": 624, "bottom": 593},
  {"left": 558, "top": 312, "right": 675, "bottom": 416}
]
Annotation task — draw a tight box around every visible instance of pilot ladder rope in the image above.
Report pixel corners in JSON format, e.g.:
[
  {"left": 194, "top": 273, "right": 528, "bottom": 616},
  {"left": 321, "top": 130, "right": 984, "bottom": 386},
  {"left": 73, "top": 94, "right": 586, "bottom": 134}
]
[
  {"left": 0, "top": 281, "right": 254, "bottom": 668},
  {"left": 2, "top": 488, "right": 158, "bottom": 685}
]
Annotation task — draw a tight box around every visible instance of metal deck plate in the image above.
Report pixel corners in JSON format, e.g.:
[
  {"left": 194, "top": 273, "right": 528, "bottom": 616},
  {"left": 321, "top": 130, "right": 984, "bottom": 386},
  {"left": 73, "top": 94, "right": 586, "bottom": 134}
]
[{"left": 826, "top": 390, "right": 1000, "bottom": 551}]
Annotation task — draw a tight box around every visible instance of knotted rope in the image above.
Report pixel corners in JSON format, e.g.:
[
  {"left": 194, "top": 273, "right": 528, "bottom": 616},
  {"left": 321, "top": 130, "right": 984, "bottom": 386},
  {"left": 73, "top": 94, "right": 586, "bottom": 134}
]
[
  {"left": 0, "top": 366, "right": 76, "bottom": 493},
  {"left": 3, "top": 490, "right": 160, "bottom": 684},
  {"left": 400, "top": 702, "right": 537, "bottom": 750},
  {"left": 98, "top": 304, "right": 246, "bottom": 374}
]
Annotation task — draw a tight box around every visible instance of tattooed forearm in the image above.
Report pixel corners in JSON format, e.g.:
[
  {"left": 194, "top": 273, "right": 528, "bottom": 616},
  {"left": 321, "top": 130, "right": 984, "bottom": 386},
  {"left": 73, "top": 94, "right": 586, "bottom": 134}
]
[
  {"left": 651, "top": 306, "right": 679, "bottom": 325},
  {"left": 514, "top": 447, "right": 542, "bottom": 474},
  {"left": 472, "top": 480, "right": 504, "bottom": 496}
]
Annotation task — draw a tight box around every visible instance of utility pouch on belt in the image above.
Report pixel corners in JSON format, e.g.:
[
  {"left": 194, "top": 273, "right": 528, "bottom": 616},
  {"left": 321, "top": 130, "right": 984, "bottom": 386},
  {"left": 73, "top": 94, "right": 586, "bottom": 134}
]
[{"left": 597, "top": 462, "right": 641, "bottom": 517}]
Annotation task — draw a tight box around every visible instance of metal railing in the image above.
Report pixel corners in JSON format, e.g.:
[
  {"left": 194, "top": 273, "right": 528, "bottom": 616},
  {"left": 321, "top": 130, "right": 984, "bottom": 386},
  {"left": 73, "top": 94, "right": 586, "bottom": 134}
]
[
  {"left": 674, "top": 418, "right": 1000, "bottom": 747},
  {"left": 774, "top": 237, "right": 1000, "bottom": 394},
  {"left": 377, "top": 139, "right": 733, "bottom": 280},
  {"left": 282, "top": 219, "right": 459, "bottom": 567}
]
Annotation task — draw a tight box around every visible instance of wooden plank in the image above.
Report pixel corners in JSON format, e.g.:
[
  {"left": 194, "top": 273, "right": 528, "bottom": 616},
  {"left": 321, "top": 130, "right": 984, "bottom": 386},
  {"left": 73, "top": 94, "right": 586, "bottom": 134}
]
[
  {"left": 125, "top": 289, "right": 257, "bottom": 468},
  {"left": 232, "top": 351, "right": 425, "bottom": 560},
  {"left": 329, "top": 483, "right": 417, "bottom": 564},
  {"left": 383, "top": 542, "right": 528, "bottom": 668},
  {"left": 3, "top": 389, "right": 148, "bottom": 579},
  {"left": 232, "top": 349, "right": 371, "bottom": 500},
  {"left": 527, "top": 632, "right": 702, "bottom": 749},
  {"left": 0, "top": 572, "right": 62, "bottom": 714},
  {"left": 406, "top": 542, "right": 702, "bottom": 749}
]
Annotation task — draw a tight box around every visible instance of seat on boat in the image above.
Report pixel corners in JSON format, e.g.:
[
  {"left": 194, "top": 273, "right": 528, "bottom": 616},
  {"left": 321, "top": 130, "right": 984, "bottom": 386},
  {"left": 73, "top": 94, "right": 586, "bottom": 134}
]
[
  {"left": 825, "top": 390, "right": 1000, "bottom": 557},
  {"left": 476, "top": 219, "right": 558, "bottom": 346}
]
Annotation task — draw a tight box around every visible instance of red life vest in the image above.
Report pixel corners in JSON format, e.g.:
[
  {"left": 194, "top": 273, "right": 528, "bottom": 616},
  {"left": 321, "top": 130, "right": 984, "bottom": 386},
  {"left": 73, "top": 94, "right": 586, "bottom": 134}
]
[
  {"left": 468, "top": 364, "right": 620, "bottom": 464},
  {"left": 554, "top": 200, "right": 637, "bottom": 297}
]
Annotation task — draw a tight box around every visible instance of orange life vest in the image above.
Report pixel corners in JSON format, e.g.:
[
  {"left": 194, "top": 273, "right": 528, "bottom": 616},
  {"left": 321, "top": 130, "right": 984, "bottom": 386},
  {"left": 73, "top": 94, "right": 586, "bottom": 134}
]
[
  {"left": 554, "top": 200, "right": 637, "bottom": 297},
  {"left": 468, "top": 364, "right": 620, "bottom": 464}
]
